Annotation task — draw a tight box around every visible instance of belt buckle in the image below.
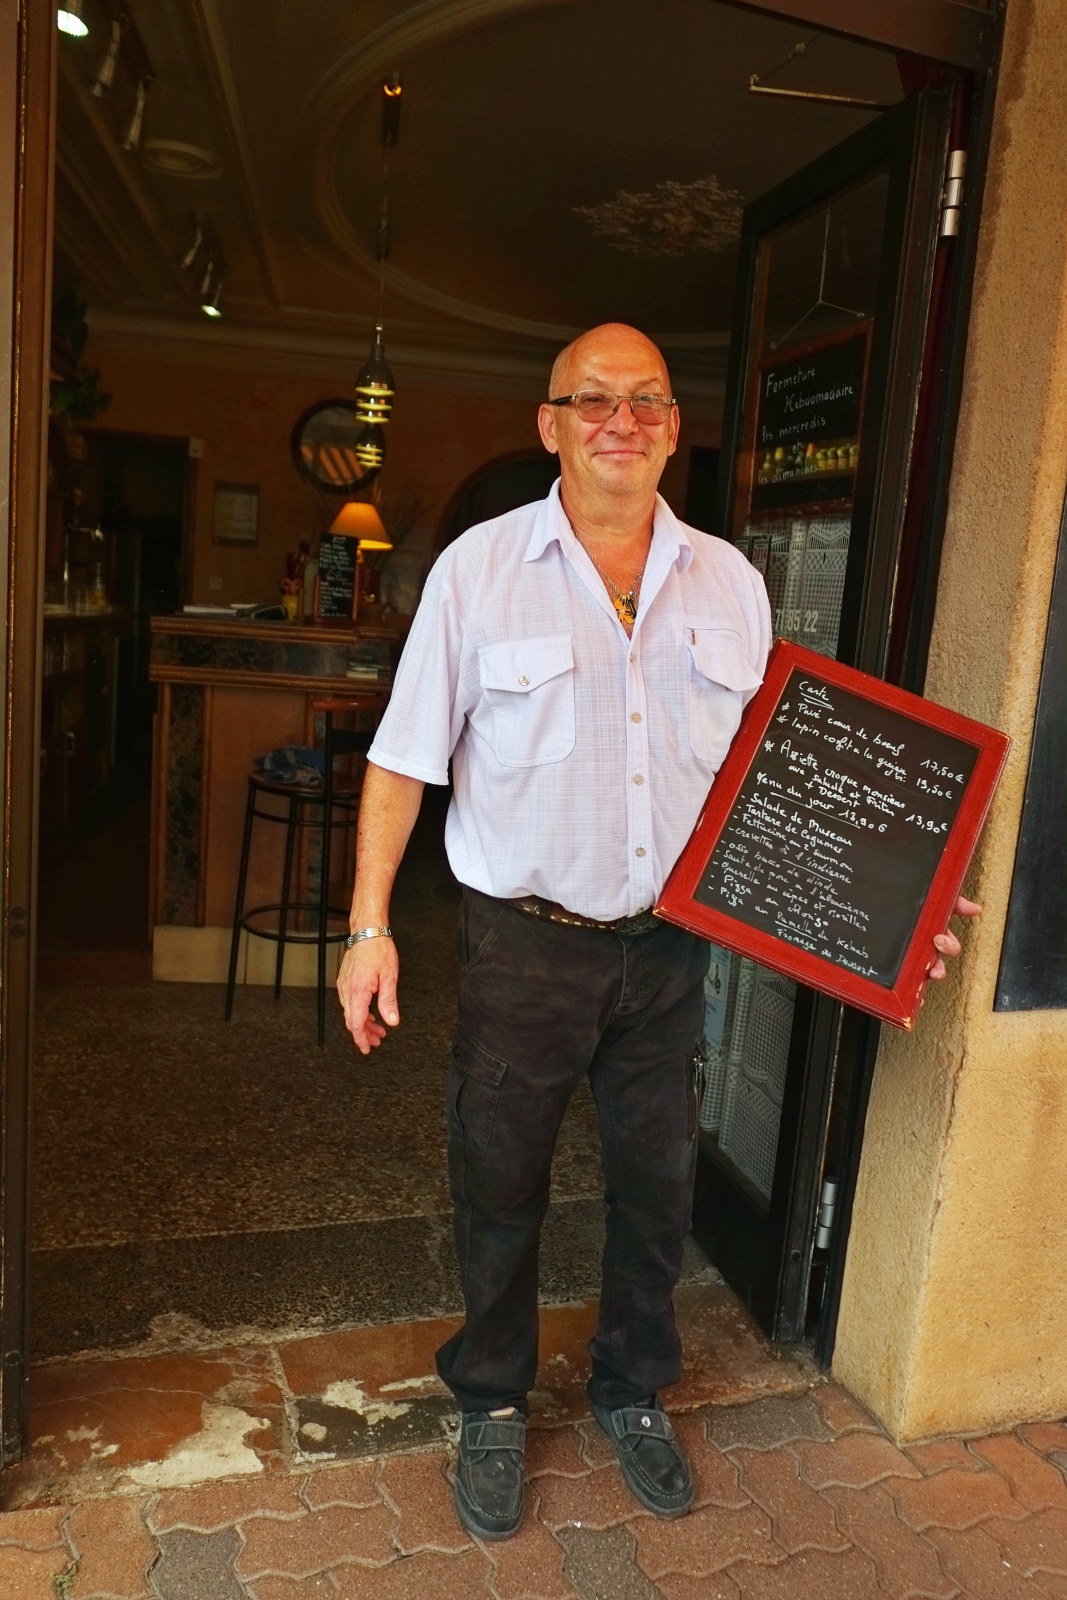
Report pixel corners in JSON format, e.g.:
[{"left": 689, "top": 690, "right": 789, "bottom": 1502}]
[{"left": 616, "top": 908, "right": 656, "bottom": 938}]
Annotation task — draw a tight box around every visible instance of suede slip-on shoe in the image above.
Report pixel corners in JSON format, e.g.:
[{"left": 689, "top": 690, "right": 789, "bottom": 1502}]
[
  {"left": 590, "top": 1399, "right": 694, "bottom": 1518},
  {"left": 453, "top": 1412, "right": 527, "bottom": 1540}
]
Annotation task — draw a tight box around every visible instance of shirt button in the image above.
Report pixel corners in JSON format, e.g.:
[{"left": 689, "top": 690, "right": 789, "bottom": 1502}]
[
  {"left": 633, "top": 773, "right": 645, "bottom": 785},
  {"left": 630, "top": 712, "right": 642, "bottom": 723},
  {"left": 629, "top": 653, "right": 636, "bottom": 664},
  {"left": 635, "top": 846, "right": 646, "bottom": 857}
]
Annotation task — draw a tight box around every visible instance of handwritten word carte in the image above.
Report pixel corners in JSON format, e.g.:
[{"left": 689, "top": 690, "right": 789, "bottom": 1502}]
[{"left": 694, "top": 671, "right": 978, "bottom": 986}]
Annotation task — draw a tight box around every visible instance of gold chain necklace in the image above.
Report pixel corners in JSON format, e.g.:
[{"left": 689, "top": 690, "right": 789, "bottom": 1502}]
[{"left": 572, "top": 531, "right": 649, "bottom": 627}]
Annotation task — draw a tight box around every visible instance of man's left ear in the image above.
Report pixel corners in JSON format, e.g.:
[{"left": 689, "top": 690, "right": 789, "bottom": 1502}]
[{"left": 667, "top": 406, "right": 680, "bottom": 456}]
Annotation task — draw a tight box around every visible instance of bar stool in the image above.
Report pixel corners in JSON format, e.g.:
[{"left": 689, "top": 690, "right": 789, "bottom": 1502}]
[{"left": 223, "top": 697, "right": 379, "bottom": 1044}]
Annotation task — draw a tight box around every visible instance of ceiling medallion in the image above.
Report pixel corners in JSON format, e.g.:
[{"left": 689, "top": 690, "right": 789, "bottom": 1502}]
[
  {"left": 142, "top": 140, "right": 221, "bottom": 179},
  {"left": 575, "top": 176, "right": 744, "bottom": 258}
]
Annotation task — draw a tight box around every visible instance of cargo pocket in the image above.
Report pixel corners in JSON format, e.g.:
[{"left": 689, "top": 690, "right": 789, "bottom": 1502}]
[
  {"left": 449, "top": 1030, "right": 508, "bottom": 1154},
  {"left": 685, "top": 627, "right": 763, "bottom": 768},
  {"left": 476, "top": 634, "right": 575, "bottom": 767}
]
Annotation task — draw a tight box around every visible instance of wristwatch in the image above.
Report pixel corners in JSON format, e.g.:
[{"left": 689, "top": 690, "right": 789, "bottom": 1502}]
[{"left": 344, "top": 926, "right": 393, "bottom": 948}]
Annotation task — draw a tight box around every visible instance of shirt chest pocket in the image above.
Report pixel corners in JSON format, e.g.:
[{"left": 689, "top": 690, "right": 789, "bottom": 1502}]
[
  {"left": 477, "top": 634, "right": 576, "bottom": 768},
  {"left": 685, "top": 627, "right": 763, "bottom": 769}
]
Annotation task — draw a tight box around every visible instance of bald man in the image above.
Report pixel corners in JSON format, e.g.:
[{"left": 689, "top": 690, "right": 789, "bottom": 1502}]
[{"left": 336, "top": 324, "right": 971, "bottom": 1539}]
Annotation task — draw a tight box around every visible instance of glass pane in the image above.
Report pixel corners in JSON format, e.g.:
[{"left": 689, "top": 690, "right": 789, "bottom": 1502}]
[{"left": 702, "top": 171, "right": 892, "bottom": 1206}]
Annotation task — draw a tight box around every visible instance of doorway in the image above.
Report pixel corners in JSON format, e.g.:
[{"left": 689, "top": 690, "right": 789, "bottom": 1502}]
[{"left": 0, "top": 0, "right": 1000, "bottom": 1468}]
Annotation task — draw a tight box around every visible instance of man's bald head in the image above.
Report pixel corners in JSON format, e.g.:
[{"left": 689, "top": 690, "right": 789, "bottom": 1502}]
[{"left": 548, "top": 323, "right": 671, "bottom": 399}]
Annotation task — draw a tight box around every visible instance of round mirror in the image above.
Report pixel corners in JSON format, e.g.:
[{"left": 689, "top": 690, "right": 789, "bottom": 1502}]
[{"left": 291, "top": 399, "right": 382, "bottom": 495}]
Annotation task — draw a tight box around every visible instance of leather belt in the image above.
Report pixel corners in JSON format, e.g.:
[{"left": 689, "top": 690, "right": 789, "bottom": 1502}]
[{"left": 510, "top": 896, "right": 660, "bottom": 937}]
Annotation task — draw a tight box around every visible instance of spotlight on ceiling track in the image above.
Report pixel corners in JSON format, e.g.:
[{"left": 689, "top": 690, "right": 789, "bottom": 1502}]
[
  {"left": 198, "top": 262, "right": 223, "bottom": 319},
  {"left": 179, "top": 219, "right": 204, "bottom": 272},
  {"left": 91, "top": 18, "right": 123, "bottom": 96},
  {"left": 57, "top": 0, "right": 88, "bottom": 37},
  {"left": 122, "top": 79, "right": 149, "bottom": 153}
]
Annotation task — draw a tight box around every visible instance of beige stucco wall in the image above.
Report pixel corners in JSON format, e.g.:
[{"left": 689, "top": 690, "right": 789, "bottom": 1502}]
[{"left": 834, "top": 0, "right": 1067, "bottom": 1439}]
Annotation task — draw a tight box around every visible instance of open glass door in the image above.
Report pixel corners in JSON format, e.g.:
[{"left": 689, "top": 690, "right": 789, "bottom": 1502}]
[{"left": 692, "top": 90, "right": 953, "bottom": 1344}]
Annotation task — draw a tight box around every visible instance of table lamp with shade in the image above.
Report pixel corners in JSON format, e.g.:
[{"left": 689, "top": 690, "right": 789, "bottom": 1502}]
[{"left": 328, "top": 501, "right": 393, "bottom": 620}]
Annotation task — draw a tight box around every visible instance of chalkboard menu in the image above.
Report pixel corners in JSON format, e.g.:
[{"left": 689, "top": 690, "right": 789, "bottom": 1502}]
[
  {"left": 750, "top": 326, "right": 869, "bottom": 516},
  {"left": 315, "top": 533, "right": 358, "bottom": 620},
  {"left": 657, "top": 641, "right": 1010, "bottom": 1029}
]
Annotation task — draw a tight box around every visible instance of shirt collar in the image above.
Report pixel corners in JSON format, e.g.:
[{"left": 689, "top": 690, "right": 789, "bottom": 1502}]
[{"left": 524, "top": 477, "right": 695, "bottom": 570}]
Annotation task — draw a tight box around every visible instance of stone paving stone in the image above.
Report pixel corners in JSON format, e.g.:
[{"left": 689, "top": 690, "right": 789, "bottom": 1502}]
[
  {"left": 330, "top": 1545, "right": 492, "bottom": 1598},
  {"left": 891, "top": 1466, "right": 1031, "bottom": 1532},
  {"left": 984, "top": 1507, "right": 1067, "bottom": 1575},
  {"left": 575, "top": 1420, "right": 617, "bottom": 1471},
  {"left": 535, "top": 1462, "right": 651, "bottom": 1532},
  {"left": 236, "top": 1501, "right": 394, "bottom": 1581},
  {"left": 707, "top": 1393, "right": 833, "bottom": 1453},
  {"left": 0, "top": 1543, "right": 76, "bottom": 1598},
  {"left": 301, "top": 1460, "right": 381, "bottom": 1510},
  {"left": 656, "top": 1572, "right": 741, "bottom": 1600},
  {"left": 485, "top": 1489, "right": 578, "bottom": 1600},
  {"left": 732, "top": 1446, "right": 849, "bottom": 1554},
  {"left": 729, "top": 1545, "right": 882, "bottom": 1598},
  {"left": 67, "top": 1496, "right": 157, "bottom": 1599},
  {"left": 971, "top": 1434, "right": 1067, "bottom": 1511},
  {"left": 792, "top": 1430, "right": 923, "bottom": 1490},
  {"left": 0, "top": 1505, "right": 71, "bottom": 1548},
  {"left": 925, "top": 1523, "right": 1037, "bottom": 1599},
  {"left": 556, "top": 1524, "right": 658, "bottom": 1600},
  {"left": 824, "top": 1482, "right": 958, "bottom": 1598},
  {"left": 673, "top": 1415, "right": 749, "bottom": 1512},
  {"left": 378, "top": 1448, "right": 470, "bottom": 1554},
  {"left": 810, "top": 1384, "right": 881, "bottom": 1436},
  {"left": 249, "top": 1576, "right": 340, "bottom": 1599},
  {"left": 528, "top": 1426, "right": 592, "bottom": 1480},
  {"left": 149, "top": 1476, "right": 308, "bottom": 1532},
  {"left": 1018, "top": 1423, "right": 1067, "bottom": 1457},
  {"left": 150, "top": 1527, "right": 246, "bottom": 1600},
  {"left": 629, "top": 1500, "right": 778, "bottom": 1579},
  {"left": 905, "top": 1438, "right": 985, "bottom": 1475}
]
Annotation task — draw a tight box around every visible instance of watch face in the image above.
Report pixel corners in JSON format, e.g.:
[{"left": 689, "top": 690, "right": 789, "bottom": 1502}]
[{"left": 291, "top": 400, "right": 381, "bottom": 495}]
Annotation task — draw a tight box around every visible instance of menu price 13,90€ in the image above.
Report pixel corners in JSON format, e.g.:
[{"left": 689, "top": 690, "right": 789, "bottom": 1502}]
[{"left": 656, "top": 640, "right": 1010, "bottom": 1029}]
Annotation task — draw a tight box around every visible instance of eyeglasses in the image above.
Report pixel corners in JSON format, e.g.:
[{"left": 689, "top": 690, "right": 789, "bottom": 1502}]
[{"left": 548, "top": 390, "right": 677, "bottom": 424}]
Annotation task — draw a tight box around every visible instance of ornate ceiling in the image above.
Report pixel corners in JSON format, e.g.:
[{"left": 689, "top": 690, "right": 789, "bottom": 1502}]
[{"left": 54, "top": 0, "right": 903, "bottom": 398}]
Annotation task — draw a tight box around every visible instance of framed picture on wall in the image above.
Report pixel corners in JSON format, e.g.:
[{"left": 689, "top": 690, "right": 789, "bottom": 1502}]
[{"left": 213, "top": 481, "right": 259, "bottom": 546}]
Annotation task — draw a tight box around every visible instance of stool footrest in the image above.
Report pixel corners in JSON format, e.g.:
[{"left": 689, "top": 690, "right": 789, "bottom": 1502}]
[{"left": 241, "top": 901, "right": 353, "bottom": 945}]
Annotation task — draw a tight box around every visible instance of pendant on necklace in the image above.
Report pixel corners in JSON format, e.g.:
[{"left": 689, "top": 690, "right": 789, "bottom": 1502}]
[{"left": 614, "top": 591, "right": 637, "bottom": 625}]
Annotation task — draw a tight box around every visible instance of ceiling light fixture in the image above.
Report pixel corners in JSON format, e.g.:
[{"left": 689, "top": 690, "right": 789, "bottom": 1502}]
[
  {"left": 179, "top": 220, "right": 204, "bottom": 272},
  {"left": 57, "top": 1, "right": 88, "bottom": 37},
  {"left": 354, "top": 75, "right": 402, "bottom": 435},
  {"left": 201, "top": 277, "right": 223, "bottom": 319},
  {"left": 91, "top": 18, "right": 123, "bottom": 95},
  {"left": 122, "top": 78, "right": 149, "bottom": 153}
]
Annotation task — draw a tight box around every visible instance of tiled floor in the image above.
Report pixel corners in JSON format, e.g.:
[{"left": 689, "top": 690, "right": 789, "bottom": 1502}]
[{"left": 2, "top": 1289, "right": 1066, "bottom": 1598}]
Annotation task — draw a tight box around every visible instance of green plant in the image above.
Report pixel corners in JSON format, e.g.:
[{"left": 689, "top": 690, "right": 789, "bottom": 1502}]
[{"left": 49, "top": 280, "right": 111, "bottom": 421}]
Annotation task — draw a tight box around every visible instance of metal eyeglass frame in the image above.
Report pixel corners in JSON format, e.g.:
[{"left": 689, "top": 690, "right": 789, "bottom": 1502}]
[{"left": 548, "top": 390, "right": 678, "bottom": 424}]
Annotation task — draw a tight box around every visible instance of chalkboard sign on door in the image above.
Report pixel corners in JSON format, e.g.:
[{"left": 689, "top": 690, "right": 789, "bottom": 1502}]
[
  {"left": 315, "top": 533, "right": 358, "bottom": 620},
  {"left": 657, "top": 640, "right": 1010, "bottom": 1028},
  {"left": 748, "top": 325, "right": 870, "bottom": 519}
]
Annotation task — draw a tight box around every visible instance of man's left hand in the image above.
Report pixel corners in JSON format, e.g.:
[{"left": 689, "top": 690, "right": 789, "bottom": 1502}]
[{"left": 927, "top": 895, "right": 982, "bottom": 980}]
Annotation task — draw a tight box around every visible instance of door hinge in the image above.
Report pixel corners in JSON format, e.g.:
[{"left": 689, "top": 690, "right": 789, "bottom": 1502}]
[
  {"left": 815, "top": 1177, "right": 838, "bottom": 1250},
  {"left": 940, "top": 150, "right": 967, "bottom": 239}
]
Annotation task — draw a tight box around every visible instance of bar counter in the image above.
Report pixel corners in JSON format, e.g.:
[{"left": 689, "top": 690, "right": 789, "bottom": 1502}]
[{"left": 149, "top": 615, "right": 394, "bottom": 983}]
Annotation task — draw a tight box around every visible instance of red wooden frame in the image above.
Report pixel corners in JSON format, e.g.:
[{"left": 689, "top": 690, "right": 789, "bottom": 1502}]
[{"left": 656, "top": 640, "right": 1010, "bottom": 1029}]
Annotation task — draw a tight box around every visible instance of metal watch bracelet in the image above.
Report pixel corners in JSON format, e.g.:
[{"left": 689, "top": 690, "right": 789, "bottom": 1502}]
[{"left": 344, "top": 926, "right": 393, "bottom": 948}]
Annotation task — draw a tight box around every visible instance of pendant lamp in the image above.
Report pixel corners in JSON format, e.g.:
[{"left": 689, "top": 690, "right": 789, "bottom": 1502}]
[{"left": 354, "top": 324, "right": 395, "bottom": 426}]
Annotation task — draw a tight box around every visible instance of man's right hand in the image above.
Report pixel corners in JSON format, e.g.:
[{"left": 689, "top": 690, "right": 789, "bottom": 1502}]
[{"left": 336, "top": 936, "right": 400, "bottom": 1055}]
